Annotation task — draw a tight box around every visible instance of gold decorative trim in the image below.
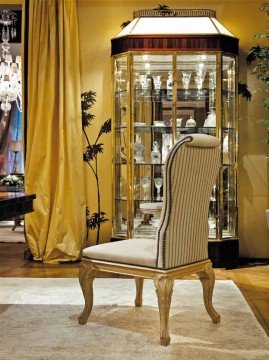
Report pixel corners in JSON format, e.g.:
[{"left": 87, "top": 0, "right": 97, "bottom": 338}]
[{"left": 133, "top": 9, "right": 216, "bottom": 19}]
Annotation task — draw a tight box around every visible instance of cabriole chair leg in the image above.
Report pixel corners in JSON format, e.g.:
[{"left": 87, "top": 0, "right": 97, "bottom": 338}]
[
  {"left": 154, "top": 275, "right": 174, "bottom": 346},
  {"left": 197, "top": 263, "right": 220, "bottom": 324},
  {"left": 78, "top": 262, "right": 98, "bottom": 325}
]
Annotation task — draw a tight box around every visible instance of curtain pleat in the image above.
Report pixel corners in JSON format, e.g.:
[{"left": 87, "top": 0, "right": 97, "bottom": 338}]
[{"left": 25, "top": 0, "right": 86, "bottom": 263}]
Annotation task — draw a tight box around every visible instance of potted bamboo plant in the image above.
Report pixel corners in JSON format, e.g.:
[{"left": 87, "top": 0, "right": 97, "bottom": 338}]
[{"left": 246, "top": 3, "right": 269, "bottom": 225}]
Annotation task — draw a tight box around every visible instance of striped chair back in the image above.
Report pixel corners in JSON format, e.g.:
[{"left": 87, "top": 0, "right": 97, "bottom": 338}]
[{"left": 156, "top": 134, "right": 220, "bottom": 269}]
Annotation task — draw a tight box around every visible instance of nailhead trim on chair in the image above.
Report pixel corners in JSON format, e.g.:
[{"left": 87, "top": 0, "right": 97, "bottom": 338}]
[{"left": 156, "top": 136, "right": 193, "bottom": 268}]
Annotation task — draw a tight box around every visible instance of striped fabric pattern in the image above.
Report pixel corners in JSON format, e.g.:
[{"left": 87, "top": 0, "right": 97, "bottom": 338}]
[{"left": 156, "top": 136, "right": 220, "bottom": 269}]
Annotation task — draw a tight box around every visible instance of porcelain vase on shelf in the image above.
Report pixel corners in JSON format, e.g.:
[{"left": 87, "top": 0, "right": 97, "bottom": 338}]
[
  {"left": 204, "top": 109, "right": 216, "bottom": 127},
  {"left": 186, "top": 116, "right": 196, "bottom": 127}
]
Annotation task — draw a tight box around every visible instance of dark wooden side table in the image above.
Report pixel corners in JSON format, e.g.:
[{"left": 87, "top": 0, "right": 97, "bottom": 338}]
[
  {"left": 0, "top": 192, "right": 36, "bottom": 221},
  {"left": 0, "top": 192, "right": 36, "bottom": 259}
]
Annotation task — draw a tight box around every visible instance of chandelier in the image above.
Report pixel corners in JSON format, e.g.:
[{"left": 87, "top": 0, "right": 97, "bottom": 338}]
[{"left": 0, "top": 10, "right": 22, "bottom": 115}]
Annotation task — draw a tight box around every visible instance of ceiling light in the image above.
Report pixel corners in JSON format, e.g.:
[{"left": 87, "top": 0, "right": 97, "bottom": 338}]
[{"left": 0, "top": 10, "right": 21, "bottom": 115}]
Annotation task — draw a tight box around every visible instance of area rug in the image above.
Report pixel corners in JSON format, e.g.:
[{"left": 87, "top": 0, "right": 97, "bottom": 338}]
[
  {"left": 0, "top": 278, "right": 268, "bottom": 360},
  {"left": 0, "top": 225, "right": 25, "bottom": 243}
]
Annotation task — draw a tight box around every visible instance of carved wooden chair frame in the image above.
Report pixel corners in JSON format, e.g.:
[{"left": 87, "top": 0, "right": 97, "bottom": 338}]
[
  {"left": 78, "top": 134, "right": 221, "bottom": 345},
  {"left": 78, "top": 258, "right": 220, "bottom": 346}
]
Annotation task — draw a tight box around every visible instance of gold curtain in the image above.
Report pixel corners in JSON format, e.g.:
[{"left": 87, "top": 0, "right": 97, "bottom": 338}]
[{"left": 25, "top": 0, "right": 86, "bottom": 263}]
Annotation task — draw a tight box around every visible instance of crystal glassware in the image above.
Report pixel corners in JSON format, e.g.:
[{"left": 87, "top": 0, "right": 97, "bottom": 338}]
[
  {"left": 166, "top": 71, "right": 173, "bottom": 98},
  {"left": 209, "top": 70, "right": 216, "bottom": 90},
  {"left": 139, "top": 74, "right": 148, "bottom": 91},
  {"left": 153, "top": 75, "right": 161, "bottom": 93},
  {"left": 154, "top": 177, "right": 163, "bottom": 201},
  {"left": 141, "top": 176, "right": 151, "bottom": 200},
  {"left": 162, "top": 134, "right": 173, "bottom": 162},
  {"left": 151, "top": 141, "right": 161, "bottom": 164},
  {"left": 209, "top": 70, "right": 216, "bottom": 107},
  {"left": 134, "top": 73, "right": 141, "bottom": 90},
  {"left": 134, "top": 209, "right": 143, "bottom": 230},
  {"left": 181, "top": 71, "right": 192, "bottom": 98},
  {"left": 194, "top": 70, "right": 206, "bottom": 98},
  {"left": 167, "top": 72, "right": 173, "bottom": 90},
  {"left": 134, "top": 134, "right": 145, "bottom": 163}
]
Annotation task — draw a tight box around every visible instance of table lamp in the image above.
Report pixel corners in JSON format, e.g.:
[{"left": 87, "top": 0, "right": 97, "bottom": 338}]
[{"left": 9, "top": 140, "right": 22, "bottom": 174}]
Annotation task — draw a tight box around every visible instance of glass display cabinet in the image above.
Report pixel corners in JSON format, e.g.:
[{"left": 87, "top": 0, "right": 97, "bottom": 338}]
[{"left": 111, "top": 9, "right": 239, "bottom": 267}]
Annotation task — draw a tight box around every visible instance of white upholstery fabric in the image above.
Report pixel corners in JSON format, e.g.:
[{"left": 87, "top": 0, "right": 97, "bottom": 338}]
[
  {"left": 186, "top": 133, "right": 220, "bottom": 148},
  {"left": 156, "top": 135, "right": 220, "bottom": 268},
  {"left": 83, "top": 238, "right": 157, "bottom": 267},
  {"left": 83, "top": 134, "right": 220, "bottom": 270}
]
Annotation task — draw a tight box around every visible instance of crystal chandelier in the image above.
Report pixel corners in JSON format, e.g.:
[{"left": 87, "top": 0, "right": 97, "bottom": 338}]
[{"left": 0, "top": 10, "right": 22, "bottom": 115}]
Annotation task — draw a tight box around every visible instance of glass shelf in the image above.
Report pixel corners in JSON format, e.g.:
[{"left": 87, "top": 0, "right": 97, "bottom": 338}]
[
  {"left": 114, "top": 162, "right": 164, "bottom": 165},
  {"left": 115, "top": 125, "right": 217, "bottom": 131},
  {"left": 115, "top": 197, "right": 163, "bottom": 202}
]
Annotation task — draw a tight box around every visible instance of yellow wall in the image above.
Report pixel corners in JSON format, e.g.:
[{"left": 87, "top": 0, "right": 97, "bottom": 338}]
[{"left": 77, "top": 0, "right": 269, "bottom": 257}]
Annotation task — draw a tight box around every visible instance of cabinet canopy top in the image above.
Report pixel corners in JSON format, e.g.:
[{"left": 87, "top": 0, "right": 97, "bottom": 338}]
[
  {"left": 114, "top": 17, "right": 235, "bottom": 39},
  {"left": 111, "top": 8, "right": 238, "bottom": 55}
]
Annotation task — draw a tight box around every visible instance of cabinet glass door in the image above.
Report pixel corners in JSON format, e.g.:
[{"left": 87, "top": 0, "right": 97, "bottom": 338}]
[
  {"left": 113, "top": 56, "right": 128, "bottom": 237},
  {"left": 176, "top": 54, "right": 217, "bottom": 137},
  {"left": 177, "top": 54, "right": 218, "bottom": 239},
  {"left": 131, "top": 54, "right": 173, "bottom": 237},
  {"left": 221, "top": 55, "right": 237, "bottom": 239}
]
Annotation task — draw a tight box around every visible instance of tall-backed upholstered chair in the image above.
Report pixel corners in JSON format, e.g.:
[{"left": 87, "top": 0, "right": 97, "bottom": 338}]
[{"left": 78, "top": 134, "right": 220, "bottom": 346}]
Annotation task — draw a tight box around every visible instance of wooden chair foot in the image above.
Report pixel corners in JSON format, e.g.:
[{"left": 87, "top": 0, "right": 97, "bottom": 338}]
[
  {"left": 135, "top": 277, "right": 144, "bottom": 307},
  {"left": 197, "top": 263, "right": 220, "bottom": 324},
  {"left": 160, "top": 337, "right": 170, "bottom": 346},
  {"left": 78, "top": 261, "right": 98, "bottom": 325},
  {"left": 154, "top": 275, "right": 174, "bottom": 346}
]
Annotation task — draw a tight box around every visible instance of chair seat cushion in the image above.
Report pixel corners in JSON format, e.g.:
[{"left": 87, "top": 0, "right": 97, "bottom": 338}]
[{"left": 83, "top": 238, "right": 157, "bottom": 268}]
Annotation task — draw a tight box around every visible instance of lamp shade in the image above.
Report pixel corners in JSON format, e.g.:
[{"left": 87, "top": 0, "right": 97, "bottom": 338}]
[{"left": 9, "top": 140, "right": 22, "bottom": 152}]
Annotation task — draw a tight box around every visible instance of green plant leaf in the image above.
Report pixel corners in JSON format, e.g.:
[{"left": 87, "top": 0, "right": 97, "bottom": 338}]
[{"left": 246, "top": 5, "right": 269, "bottom": 160}]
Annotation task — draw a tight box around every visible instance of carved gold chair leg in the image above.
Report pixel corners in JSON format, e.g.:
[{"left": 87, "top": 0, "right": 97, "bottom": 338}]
[
  {"left": 78, "top": 261, "right": 98, "bottom": 325},
  {"left": 134, "top": 277, "right": 144, "bottom": 307},
  {"left": 154, "top": 275, "right": 174, "bottom": 346},
  {"left": 197, "top": 263, "right": 220, "bottom": 324}
]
